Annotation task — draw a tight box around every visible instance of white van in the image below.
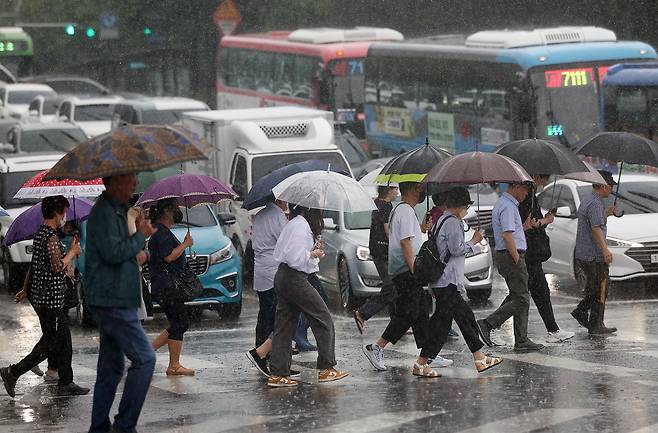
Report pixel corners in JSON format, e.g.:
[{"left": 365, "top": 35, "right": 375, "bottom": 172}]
[{"left": 181, "top": 106, "right": 352, "bottom": 261}]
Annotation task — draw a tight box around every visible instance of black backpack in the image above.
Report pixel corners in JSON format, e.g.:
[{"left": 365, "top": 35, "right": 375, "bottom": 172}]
[{"left": 413, "top": 216, "right": 452, "bottom": 285}]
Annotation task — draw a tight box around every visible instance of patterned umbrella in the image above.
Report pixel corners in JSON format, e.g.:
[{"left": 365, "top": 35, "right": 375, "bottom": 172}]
[
  {"left": 135, "top": 173, "right": 236, "bottom": 208},
  {"left": 44, "top": 125, "right": 213, "bottom": 181},
  {"left": 14, "top": 169, "right": 104, "bottom": 199}
]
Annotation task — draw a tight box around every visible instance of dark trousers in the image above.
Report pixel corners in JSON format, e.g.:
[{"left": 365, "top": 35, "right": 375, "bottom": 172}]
[
  {"left": 270, "top": 264, "right": 336, "bottom": 376},
  {"left": 88, "top": 307, "right": 156, "bottom": 433},
  {"left": 421, "top": 285, "right": 484, "bottom": 360},
  {"left": 255, "top": 288, "right": 277, "bottom": 347},
  {"left": 358, "top": 257, "right": 397, "bottom": 320},
  {"left": 161, "top": 299, "right": 190, "bottom": 341},
  {"left": 526, "top": 261, "right": 559, "bottom": 333},
  {"left": 485, "top": 251, "right": 530, "bottom": 343},
  {"left": 574, "top": 260, "right": 610, "bottom": 326},
  {"left": 11, "top": 306, "right": 73, "bottom": 386},
  {"left": 381, "top": 271, "right": 429, "bottom": 348}
]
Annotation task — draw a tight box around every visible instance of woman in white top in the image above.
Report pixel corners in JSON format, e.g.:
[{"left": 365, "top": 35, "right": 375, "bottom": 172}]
[{"left": 267, "top": 205, "right": 349, "bottom": 387}]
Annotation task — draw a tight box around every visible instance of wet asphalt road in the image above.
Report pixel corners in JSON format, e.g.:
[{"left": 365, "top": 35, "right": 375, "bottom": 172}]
[{"left": 2, "top": 273, "right": 658, "bottom": 433}]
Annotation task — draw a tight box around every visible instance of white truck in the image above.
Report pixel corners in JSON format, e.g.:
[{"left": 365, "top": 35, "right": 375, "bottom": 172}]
[{"left": 181, "top": 106, "right": 352, "bottom": 278}]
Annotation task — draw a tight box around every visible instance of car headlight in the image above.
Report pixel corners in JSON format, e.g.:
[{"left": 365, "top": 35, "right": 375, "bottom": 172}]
[
  {"left": 209, "top": 244, "right": 233, "bottom": 265},
  {"left": 356, "top": 246, "right": 372, "bottom": 261},
  {"left": 466, "top": 239, "right": 489, "bottom": 257},
  {"left": 606, "top": 237, "right": 642, "bottom": 248}
]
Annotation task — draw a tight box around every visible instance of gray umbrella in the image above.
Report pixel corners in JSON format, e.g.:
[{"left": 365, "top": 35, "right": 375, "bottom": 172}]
[{"left": 495, "top": 138, "right": 587, "bottom": 175}]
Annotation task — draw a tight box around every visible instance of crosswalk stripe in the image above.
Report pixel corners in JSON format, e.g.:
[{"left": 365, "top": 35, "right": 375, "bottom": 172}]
[
  {"left": 455, "top": 408, "right": 595, "bottom": 433},
  {"left": 504, "top": 353, "right": 644, "bottom": 377},
  {"left": 155, "top": 414, "right": 283, "bottom": 432},
  {"left": 155, "top": 354, "right": 219, "bottom": 370},
  {"left": 150, "top": 375, "right": 226, "bottom": 395},
  {"left": 629, "top": 423, "right": 658, "bottom": 433},
  {"left": 314, "top": 411, "right": 442, "bottom": 433}
]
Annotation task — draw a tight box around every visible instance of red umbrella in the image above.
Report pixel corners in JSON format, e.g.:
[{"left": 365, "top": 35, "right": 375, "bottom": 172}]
[{"left": 13, "top": 169, "right": 105, "bottom": 200}]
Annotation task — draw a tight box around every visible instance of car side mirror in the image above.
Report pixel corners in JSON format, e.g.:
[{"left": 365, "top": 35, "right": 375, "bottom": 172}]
[
  {"left": 217, "top": 212, "right": 236, "bottom": 226},
  {"left": 323, "top": 218, "right": 337, "bottom": 231},
  {"left": 555, "top": 206, "right": 574, "bottom": 219}
]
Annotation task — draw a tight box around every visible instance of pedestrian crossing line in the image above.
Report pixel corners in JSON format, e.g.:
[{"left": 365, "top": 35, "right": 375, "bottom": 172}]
[
  {"left": 313, "top": 410, "right": 443, "bottom": 433},
  {"left": 630, "top": 350, "right": 658, "bottom": 359},
  {"left": 380, "top": 357, "right": 513, "bottom": 380},
  {"left": 629, "top": 422, "right": 658, "bottom": 432},
  {"left": 150, "top": 375, "right": 226, "bottom": 395},
  {"left": 156, "top": 414, "right": 283, "bottom": 432},
  {"left": 503, "top": 353, "right": 644, "bottom": 377},
  {"left": 455, "top": 408, "right": 595, "bottom": 433},
  {"left": 155, "top": 354, "right": 219, "bottom": 370},
  {"left": 633, "top": 380, "right": 658, "bottom": 387}
]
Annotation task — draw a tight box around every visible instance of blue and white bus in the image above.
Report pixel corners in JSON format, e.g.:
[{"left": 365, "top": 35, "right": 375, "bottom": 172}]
[{"left": 364, "top": 27, "right": 657, "bottom": 156}]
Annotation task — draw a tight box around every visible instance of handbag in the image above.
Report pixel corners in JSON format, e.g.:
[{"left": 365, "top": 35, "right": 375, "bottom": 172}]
[
  {"left": 63, "top": 273, "right": 81, "bottom": 310},
  {"left": 165, "top": 263, "right": 204, "bottom": 302},
  {"left": 526, "top": 227, "right": 552, "bottom": 263},
  {"left": 413, "top": 216, "right": 452, "bottom": 285}
]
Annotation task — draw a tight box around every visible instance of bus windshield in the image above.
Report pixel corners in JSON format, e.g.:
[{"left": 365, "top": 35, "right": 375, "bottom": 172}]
[
  {"left": 531, "top": 65, "right": 610, "bottom": 146},
  {"left": 604, "top": 86, "right": 658, "bottom": 140}
]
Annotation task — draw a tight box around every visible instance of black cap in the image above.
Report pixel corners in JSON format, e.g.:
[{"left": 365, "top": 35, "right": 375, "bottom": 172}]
[
  {"left": 597, "top": 170, "right": 617, "bottom": 186},
  {"left": 446, "top": 186, "right": 474, "bottom": 207}
]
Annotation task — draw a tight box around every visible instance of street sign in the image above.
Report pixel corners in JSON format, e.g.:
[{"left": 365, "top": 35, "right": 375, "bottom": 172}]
[
  {"left": 213, "top": 0, "right": 241, "bottom": 36},
  {"left": 99, "top": 11, "right": 118, "bottom": 40}
]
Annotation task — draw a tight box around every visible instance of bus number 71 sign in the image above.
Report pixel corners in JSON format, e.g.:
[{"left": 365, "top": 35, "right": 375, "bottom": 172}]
[{"left": 213, "top": 0, "right": 242, "bottom": 36}]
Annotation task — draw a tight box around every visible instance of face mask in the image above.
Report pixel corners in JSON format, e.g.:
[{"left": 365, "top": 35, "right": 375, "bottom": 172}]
[
  {"left": 59, "top": 216, "right": 67, "bottom": 228},
  {"left": 173, "top": 208, "right": 184, "bottom": 224}
]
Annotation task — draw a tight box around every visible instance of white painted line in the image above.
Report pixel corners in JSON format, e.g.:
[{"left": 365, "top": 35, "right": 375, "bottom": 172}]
[
  {"left": 150, "top": 375, "right": 225, "bottom": 395},
  {"left": 155, "top": 354, "right": 218, "bottom": 370},
  {"left": 504, "top": 353, "right": 644, "bottom": 378},
  {"left": 71, "top": 364, "right": 97, "bottom": 377},
  {"left": 630, "top": 350, "right": 658, "bottom": 359},
  {"left": 455, "top": 408, "right": 595, "bottom": 433},
  {"left": 630, "top": 423, "right": 658, "bottom": 433},
  {"left": 633, "top": 380, "right": 658, "bottom": 387},
  {"left": 314, "top": 411, "right": 442, "bottom": 433},
  {"left": 156, "top": 414, "right": 283, "bottom": 432}
]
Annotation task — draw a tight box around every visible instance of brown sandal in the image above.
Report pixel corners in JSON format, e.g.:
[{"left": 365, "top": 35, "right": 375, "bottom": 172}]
[
  {"left": 412, "top": 363, "right": 441, "bottom": 378},
  {"left": 475, "top": 355, "right": 503, "bottom": 373},
  {"left": 166, "top": 365, "right": 195, "bottom": 376}
]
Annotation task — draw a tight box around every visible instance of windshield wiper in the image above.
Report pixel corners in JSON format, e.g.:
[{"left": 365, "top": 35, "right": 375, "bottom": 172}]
[{"left": 544, "top": 89, "right": 572, "bottom": 149}]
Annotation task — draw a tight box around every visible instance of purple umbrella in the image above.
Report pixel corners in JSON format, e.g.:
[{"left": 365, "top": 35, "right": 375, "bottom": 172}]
[
  {"left": 3, "top": 197, "right": 94, "bottom": 246},
  {"left": 136, "top": 173, "right": 236, "bottom": 209}
]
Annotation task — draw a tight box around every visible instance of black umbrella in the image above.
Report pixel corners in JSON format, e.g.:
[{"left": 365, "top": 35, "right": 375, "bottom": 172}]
[
  {"left": 495, "top": 138, "right": 587, "bottom": 175},
  {"left": 375, "top": 137, "right": 452, "bottom": 184},
  {"left": 576, "top": 131, "right": 658, "bottom": 216}
]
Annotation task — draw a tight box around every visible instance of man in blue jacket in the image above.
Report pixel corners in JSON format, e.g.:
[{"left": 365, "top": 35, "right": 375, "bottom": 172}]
[{"left": 85, "top": 174, "right": 157, "bottom": 433}]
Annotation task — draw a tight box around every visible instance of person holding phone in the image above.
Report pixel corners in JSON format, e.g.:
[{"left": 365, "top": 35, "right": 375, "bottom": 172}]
[
  {"left": 1, "top": 196, "right": 89, "bottom": 397},
  {"left": 519, "top": 174, "right": 575, "bottom": 343}
]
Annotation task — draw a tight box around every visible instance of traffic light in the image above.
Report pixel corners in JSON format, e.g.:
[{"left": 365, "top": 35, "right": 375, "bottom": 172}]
[
  {"left": 143, "top": 27, "right": 152, "bottom": 36},
  {"left": 65, "top": 24, "right": 75, "bottom": 36},
  {"left": 85, "top": 27, "right": 96, "bottom": 38}
]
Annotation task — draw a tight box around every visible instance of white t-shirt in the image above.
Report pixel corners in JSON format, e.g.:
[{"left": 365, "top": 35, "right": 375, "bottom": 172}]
[
  {"left": 252, "top": 203, "right": 288, "bottom": 292},
  {"left": 388, "top": 203, "right": 423, "bottom": 277},
  {"left": 273, "top": 215, "right": 319, "bottom": 274}
]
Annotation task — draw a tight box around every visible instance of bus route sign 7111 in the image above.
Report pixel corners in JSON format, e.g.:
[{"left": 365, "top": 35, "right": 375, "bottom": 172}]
[{"left": 213, "top": 0, "right": 242, "bottom": 36}]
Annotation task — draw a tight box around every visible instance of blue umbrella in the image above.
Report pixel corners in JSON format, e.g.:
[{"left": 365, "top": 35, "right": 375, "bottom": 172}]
[
  {"left": 242, "top": 159, "right": 344, "bottom": 210},
  {"left": 3, "top": 197, "right": 94, "bottom": 246}
]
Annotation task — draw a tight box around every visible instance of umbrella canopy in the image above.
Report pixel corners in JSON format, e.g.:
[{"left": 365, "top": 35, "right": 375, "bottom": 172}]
[
  {"left": 44, "top": 125, "right": 213, "bottom": 181},
  {"left": 0, "top": 206, "right": 7, "bottom": 217},
  {"left": 3, "top": 197, "right": 94, "bottom": 246},
  {"left": 242, "top": 159, "right": 340, "bottom": 211},
  {"left": 576, "top": 132, "right": 658, "bottom": 166},
  {"left": 136, "top": 173, "right": 236, "bottom": 209},
  {"left": 424, "top": 151, "right": 532, "bottom": 185},
  {"left": 376, "top": 140, "right": 452, "bottom": 184},
  {"left": 495, "top": 138, "right": 586, "bottom": 175},
  {"left": 14, "top": 169, "right": 105, "bottom": 200},
  {"left": 359, "top": 166, "right": 399, "bottom": 198},
  {"left": 564, "top": 160, "right": 606, "bottom": 184},
  {"left": 272, "top": 170, "right": 376, "bottom": 213}
]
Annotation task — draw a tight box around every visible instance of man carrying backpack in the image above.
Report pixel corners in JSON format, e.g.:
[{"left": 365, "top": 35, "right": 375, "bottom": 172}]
[{"left": 414, "top": 187, "right": 503, "bottom": 373}]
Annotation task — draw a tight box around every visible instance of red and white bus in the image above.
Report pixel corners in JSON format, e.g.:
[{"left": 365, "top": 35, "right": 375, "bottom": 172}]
[{"left": 217, "top": 27, "right": 403, "bottom": 138}]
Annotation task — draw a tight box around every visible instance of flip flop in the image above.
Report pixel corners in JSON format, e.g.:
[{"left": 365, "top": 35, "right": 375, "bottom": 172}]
[{"left": 353, "top": 311, "right": 364, "bottom": 334}]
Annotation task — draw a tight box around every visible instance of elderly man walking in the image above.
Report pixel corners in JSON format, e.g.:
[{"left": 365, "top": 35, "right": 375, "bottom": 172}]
[
  {"left": 85, "top": 174, "right": 157, "bottom": 433},
  {"left": 477, "top": 182, "right": 544, "bottom": 352}
]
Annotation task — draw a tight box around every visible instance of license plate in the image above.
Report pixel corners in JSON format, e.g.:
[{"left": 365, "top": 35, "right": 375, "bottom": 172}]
[{"left": 651, "top": 254, "right": 658, "bottom": 264}]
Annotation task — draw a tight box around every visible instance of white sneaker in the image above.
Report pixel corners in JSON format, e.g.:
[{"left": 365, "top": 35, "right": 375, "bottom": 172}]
[
  {"left": 432, "top": 355, "right": 454, "bottom": 368},
  {"left": 545, "top": 329, "right": 575, "bottom": 343},
  {"left": 362, "top": 344, "right": 387, "bottom": 371}
]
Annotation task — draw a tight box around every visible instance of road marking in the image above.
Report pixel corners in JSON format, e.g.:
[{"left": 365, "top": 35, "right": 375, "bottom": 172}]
[
  {"left": 455, "top": 408, "right": 595, "bottom": 433},
  {"left": 150, "top": 375, "right": 225, "bottom": 395},
  {"left": 156, "top": 414, "right": 283, "bottom": 432},
  {"left": 633, "top": 380, "right": 658, "bottom": 387},
  {"left": 155, "top": 354, "right": 218, "bottom": 370},
  {"left": 314, "top": 411, "right": 442, "bottom": 433},
  {"left": 504, "top": 353, "right": 644, "bottom": 377}
]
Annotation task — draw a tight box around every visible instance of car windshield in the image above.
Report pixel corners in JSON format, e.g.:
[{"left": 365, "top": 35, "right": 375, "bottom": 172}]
[
  {"left": 141, "top": 109, "right": 186, "bottom": 124},
  {"left": 8, "top": 90, "right": 56, "bottom": 104},
  {"left": 251, "top": 153, "right": 351, "bottom": 185},
  {"left": 171, "top": 205, "right": 217, "bottom": 228},
  {"left": 0, "top": 170, "right": 42, "bottom": 208},
  {"left": 577, "top": 181, "right": 658, "bottom": 215},
  {"left": 19, "top": 128, "right": 87, "bottom": 153},
  {"left": 75, "top": 104, "right": 114, "bottom": 121},
  {"left": 467, "top": 184, "right": 499, "bottom": 206},
  {"left": 344, "top": 211, "right": 372, "bottom": 230}
]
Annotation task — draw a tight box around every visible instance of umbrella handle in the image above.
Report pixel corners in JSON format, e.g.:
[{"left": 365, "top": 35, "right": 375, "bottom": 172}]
[{"left": 613, "top": 162, "right": 623, "bottom": 217}]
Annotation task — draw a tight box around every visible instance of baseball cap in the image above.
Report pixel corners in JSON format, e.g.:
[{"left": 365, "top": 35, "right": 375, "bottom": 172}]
[
  {"left": 597, "top": 170, "right": 617, "bottom": 186},
  {"left": 446, "top": 186, "right": 474, "bottom": 207}
]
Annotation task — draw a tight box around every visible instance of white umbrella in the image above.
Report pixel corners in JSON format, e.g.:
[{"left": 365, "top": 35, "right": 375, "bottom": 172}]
[
  {"left": 564, "top": 160, "right": 606, "bottom": 184},
  {"left": 273, "top": 170, "right": 376, "bottom": 213},
  {"left": 358, "top": 167, "right": 399, "bottom": 198}
]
